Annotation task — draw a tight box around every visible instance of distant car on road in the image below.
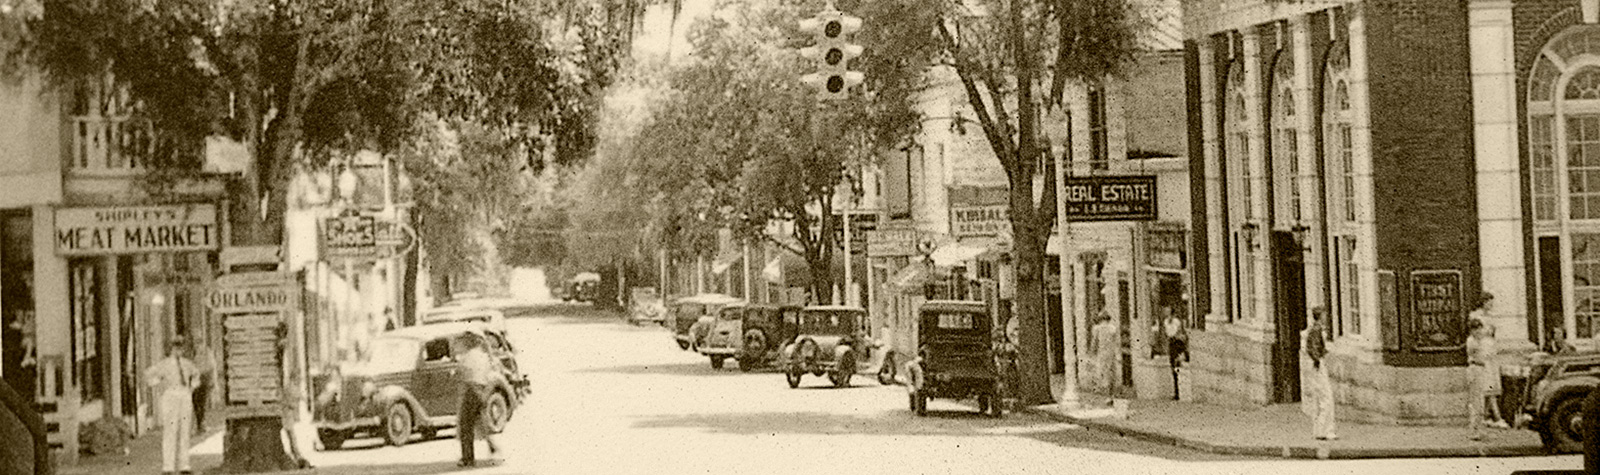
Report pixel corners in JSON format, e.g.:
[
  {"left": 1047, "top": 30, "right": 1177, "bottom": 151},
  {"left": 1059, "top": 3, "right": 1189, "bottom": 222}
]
[
  {"left": 906, "top": 300, "right": 1002, "bottom": 417},
  {"left": 779, "top": 306, "right": 896, "bottom": 388},
  {"left": 564, "top": 273, "right": 601, "bottom": 303},
  {"left": 311, "top": 322, "right": 528, "bottom": 450},
  {"left": 667, "top": 293, "right": 741, "bottom": 351}
]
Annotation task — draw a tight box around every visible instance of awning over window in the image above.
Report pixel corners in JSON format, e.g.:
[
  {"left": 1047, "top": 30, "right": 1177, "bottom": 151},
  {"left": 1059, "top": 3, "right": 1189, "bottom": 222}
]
[
  {"left": 929, "top": 242, "right": 988, "bottom": 267},
  {"left": 889, "top": 263, "right": 930, "bottom": 289}
]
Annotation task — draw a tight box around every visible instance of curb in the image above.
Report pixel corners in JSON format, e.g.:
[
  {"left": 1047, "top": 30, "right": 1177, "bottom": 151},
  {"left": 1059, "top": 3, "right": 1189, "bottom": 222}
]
[{"left": 1022, "top": 407, "right": 1550, "bottom": 460}]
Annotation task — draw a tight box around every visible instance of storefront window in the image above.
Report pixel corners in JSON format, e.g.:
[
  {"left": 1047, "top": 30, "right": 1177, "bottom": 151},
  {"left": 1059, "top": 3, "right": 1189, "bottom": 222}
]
[
  {"left": 1, "top": 212, "right": 36, "bottom": 400},
  {"left": 1225, "top": 58, "right": 1254, "bottom": 323},
  {"left": 69, "top": 259, "right": 103, "bottom": 401}
]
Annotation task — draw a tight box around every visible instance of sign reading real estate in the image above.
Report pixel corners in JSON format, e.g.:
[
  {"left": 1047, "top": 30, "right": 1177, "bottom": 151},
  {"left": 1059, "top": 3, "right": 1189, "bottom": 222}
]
[
  {"left": 1062, "top": 175, "right": 1158, "bottom": 221},
  {"left": 55, "top": 204, "right": 220, "bottom": 256}
]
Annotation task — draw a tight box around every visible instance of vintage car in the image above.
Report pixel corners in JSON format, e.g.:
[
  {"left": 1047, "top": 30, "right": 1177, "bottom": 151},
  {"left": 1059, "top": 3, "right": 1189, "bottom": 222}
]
[
  {"left": 667, "top": 293, "right": 741, "bottom": 351},
  {"left": 563, "top": 273, "right": 601, "bottom": 303},
  {"left": 626, "top": 287, "right": 667, "bottom": 326},
  {"left": 1520, "top": 350, "right": 1600, "bottom": 452},
  {"left": 779, "top": 306, "right": 897, "bottom": 388},
  {"left": 906, "top": 300, "right": 1002, "bottom": 417},
  {"left": 698, "top": 304, "right": 803, "bottom": 371},
  {"left": 312, "top": 322, "right": 528, "bottom": 450}
]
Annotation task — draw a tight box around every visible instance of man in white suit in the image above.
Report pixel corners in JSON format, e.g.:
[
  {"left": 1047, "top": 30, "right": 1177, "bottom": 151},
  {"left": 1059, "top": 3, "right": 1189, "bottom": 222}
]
[{"left": 145, "top": 337, "right": 198, "bottom": 475}]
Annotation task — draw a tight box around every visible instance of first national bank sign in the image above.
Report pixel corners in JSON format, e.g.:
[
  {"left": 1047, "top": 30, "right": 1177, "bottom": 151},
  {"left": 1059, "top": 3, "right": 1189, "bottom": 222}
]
[{"left": 55, "top": 204, "right": 220, "bottom": 256}]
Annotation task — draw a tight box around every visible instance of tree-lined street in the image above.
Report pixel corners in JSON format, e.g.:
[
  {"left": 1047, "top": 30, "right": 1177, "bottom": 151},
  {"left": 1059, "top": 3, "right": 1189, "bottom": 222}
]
[{"left": 182, "top": 304, "right": 1577, "bottom": 475}]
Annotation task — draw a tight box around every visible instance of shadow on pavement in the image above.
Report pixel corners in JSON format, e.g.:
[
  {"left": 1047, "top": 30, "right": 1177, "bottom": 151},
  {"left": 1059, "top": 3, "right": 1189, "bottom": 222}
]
[
  {"left": 579, "top": 361, "right": 752, "bottom": 376},
  {"left": 633, "top": 410, "right": 1035, "bottom": 437}
]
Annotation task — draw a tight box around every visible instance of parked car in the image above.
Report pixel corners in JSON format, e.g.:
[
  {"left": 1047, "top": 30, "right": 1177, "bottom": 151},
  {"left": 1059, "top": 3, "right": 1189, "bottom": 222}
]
[
  {"left": 906, "top": 300, "right": 1002, "bottom": 417},
  {"left": 779, "top": 306, "right": 896, "bottom": 388},
  {"left": 564, "top": 273, "right": 601, "bottom": 303},
  {"left": 700, "top": 303, "right": 803, "bottom": 371},
  {"left": 667, "top": 293, "right": 741, "bottom": 351},
  {"left": 311, "top": 322, "right": 528, "bottom": 450},
  {"left": 1521, "top": 351, "right": 1600, "bottom": 452}
]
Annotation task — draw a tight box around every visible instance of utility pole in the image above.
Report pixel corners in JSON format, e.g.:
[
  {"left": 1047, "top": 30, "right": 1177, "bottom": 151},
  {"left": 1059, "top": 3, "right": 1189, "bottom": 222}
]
[{"left": 1051, "top": 107, "right": 1079, "bottom": 409}]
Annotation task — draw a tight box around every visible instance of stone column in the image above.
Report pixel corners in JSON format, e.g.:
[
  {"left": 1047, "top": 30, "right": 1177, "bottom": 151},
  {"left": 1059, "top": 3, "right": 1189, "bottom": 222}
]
[{"left": 1468, "top": 0, "right": 1528, "bottom": 348}]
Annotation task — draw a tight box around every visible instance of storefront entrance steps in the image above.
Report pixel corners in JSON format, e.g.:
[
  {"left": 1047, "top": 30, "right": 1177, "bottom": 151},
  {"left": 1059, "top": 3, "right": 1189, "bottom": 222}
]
[{"left": 1026, "top": 395, "right": 1550, "bottom": 459}]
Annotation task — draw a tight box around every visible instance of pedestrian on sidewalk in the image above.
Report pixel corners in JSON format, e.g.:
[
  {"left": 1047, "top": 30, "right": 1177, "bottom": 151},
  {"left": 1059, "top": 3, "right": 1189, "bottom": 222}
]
[
  {"left": 1091, "top": 312, "right": 1118, "bottom": 395},
  {"left": 1159, "top": 310, "right": 1188, "bottom": 401},
  {"left": 456, "top": 332, "right": 501, "bottom": 467},
  {"left": 191, "top": 341, "right": 216, "bottom": 435},
  {"left": 1467, "top": 296, "right": 1509, "bottom": 440},
  {"left": 1302, "top": 307, "right": 1337, "bottom": 441},
  {"left": 144, "top": 337, "right": 198, "bottom": 475}
]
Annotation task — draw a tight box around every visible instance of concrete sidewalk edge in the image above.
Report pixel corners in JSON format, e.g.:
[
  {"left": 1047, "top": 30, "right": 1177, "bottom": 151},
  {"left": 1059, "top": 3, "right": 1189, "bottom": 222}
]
[{"left": 1020, "top": 406, "right": 1551, "bottom": 460}]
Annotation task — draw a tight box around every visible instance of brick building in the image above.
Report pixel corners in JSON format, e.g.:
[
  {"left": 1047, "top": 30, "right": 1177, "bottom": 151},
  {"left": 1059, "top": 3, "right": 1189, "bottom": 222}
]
[{"left": 1181, "top": 0, "right": 1534, "bottom": 424}]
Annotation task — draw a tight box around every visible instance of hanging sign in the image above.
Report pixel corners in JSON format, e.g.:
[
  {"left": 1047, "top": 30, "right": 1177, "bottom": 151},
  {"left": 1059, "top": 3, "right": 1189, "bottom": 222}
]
[
  {"left": 1062, "top": 175, "right": 1158, "bottom": 221},
  {"left": 54, "top": 204, "right": 220, "bottom": 256}
]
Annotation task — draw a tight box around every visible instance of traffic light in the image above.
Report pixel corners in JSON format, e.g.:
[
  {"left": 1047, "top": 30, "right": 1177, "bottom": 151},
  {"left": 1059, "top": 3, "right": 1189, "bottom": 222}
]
[{"left": 799, "top": 5, "right": 863, "bottom": 101}]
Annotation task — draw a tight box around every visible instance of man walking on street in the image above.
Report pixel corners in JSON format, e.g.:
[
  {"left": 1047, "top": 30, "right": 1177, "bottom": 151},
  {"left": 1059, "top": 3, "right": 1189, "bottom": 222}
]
[
  {"left": 1302, "top": 307, "right": 1337, "bottom": 440},
  {"left": 145, "top": 337, "right": 198, "bottom": 475},
  {"left": 457, "top": 332, "right": 501, "bottom": 467}
]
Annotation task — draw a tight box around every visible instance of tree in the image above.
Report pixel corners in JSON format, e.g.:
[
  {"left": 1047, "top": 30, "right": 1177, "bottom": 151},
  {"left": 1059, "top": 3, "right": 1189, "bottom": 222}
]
[
  {"left": 854, "top": 0, "right": 1144, "bottom": 405},
  {"left": 615, "top": 1, "right": 921, "bottom": 303},
  {"left": 5, "top": 0, "right": 633, "bottom": 470}
]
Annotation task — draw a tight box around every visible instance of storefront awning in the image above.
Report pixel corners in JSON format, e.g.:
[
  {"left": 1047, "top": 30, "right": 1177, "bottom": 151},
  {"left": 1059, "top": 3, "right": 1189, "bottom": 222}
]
[
  {"left": 889, "top": 263, "right": 930, "bottom": 289},
  {"left": 930, "top": 242, "right": 988, "bottom": 267}
]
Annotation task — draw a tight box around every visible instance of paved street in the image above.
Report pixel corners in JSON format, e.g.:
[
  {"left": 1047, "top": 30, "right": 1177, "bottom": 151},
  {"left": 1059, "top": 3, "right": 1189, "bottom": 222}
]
[{"left": 185, "top": 303, "right": 1583, "bottom": 475}]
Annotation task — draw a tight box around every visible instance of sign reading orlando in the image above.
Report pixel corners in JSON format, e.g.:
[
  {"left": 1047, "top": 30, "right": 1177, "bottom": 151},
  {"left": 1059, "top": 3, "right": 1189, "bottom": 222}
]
[{"left": 1061, "top": 175, "right": 1158, "bottom": 221}]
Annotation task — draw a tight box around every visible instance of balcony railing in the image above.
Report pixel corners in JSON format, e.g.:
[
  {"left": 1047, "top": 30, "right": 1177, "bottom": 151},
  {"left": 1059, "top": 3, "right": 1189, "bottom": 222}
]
[{"left": 69, "top": 115, "right": 152, "bottom": 174}]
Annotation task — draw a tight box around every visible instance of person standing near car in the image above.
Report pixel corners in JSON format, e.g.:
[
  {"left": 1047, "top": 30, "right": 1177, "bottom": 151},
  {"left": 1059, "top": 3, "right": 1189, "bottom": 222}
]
[
  {"left": 457, "top": 333, "right": 500, "bottom": 467},
  {"left": 145, "top": 338, "right": 197, "bottom": 475}
]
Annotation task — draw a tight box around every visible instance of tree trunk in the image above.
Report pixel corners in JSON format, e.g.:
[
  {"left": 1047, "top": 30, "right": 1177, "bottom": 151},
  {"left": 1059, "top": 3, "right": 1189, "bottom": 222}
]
[
  {"left": 400, "top": 211, "right": 420, "bottom": 327},
  {"left": 1009, "top": 202, "right": 1054, "bottom": 405}
]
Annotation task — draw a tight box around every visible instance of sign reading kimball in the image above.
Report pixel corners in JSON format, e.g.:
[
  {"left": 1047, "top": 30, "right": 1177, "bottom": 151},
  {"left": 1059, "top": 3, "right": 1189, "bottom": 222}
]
[
  {"left": 1062, "top": 175, "right": 1158, "bottom": 221},
  {"left": 55, "top": 204, "right": 220, "bottom": 256},
  {"left": 951, "top": 204, "right": 1010, "bottom": 238}
]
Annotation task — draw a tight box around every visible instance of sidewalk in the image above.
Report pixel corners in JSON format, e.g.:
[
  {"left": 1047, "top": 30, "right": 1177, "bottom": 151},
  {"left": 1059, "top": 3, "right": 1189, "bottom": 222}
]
[
  {"left": 1026, "top": 394, "right": 1551, "bottom": 459},
  {"left": 59, "top": 425, "right": 227, "bottom": 475}
]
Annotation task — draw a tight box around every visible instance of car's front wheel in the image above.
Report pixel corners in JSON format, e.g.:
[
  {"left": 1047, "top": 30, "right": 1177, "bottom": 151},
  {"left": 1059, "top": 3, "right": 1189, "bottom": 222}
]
[
  {"left": 710, "top": 355, "right": 727, "bottom": 369},
  {"left": 913, "top": 391, "right": 928, "bottom": 416},
  {"left": 384, "top": 403, "right": 413, "bottom": 447},
  {"left": 786, "top": 370, "right": 803, "bottom": 388},
  {"left": 1551, "top": 395, "right": 1589, "bottom": 453},
  {"left": 317, "top": 429, "right": 347, "bottom": 451},
  {"left": 484, "top": 390, "right": 510, "bottom": 433},
  {"left": 830, "top": 353, "right": 855, "bottom": 388}
]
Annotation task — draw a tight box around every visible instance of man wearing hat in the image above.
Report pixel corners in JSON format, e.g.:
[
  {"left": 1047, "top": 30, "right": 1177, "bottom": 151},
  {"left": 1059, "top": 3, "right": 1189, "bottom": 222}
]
[{"left": 145, "top": 337, "right": 198, "bottom": 475}]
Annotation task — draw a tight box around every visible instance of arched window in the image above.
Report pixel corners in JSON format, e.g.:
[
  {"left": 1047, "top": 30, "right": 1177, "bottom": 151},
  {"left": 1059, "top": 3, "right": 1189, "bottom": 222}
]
[
  {"left": 1225, "top": 59, "right": 1254, "bottom": 322},
  {"left": 1323, "top": 42, "right": 1358, "bottom": 337},
  {"left": 1527, "top": 25, "right": 1600, "bottom": 340},
  {"left": 1273, "top": 53, "right": 1300, "bottom": 224}
]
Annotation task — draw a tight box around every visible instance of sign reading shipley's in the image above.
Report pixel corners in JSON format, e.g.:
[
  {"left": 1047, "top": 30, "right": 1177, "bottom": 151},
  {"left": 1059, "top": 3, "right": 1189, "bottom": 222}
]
[
  {"left": 55, "top": 204, "right": 220, "bottom": 256},
  {"left": 1062, "top": 175, "right": 1158, "bottom": 221}
]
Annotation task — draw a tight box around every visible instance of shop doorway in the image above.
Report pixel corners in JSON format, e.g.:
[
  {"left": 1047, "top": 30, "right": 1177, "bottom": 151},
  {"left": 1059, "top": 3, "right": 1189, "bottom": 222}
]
[{"left": 1270, "top": 231, "right": 1305, "bottom": 403}]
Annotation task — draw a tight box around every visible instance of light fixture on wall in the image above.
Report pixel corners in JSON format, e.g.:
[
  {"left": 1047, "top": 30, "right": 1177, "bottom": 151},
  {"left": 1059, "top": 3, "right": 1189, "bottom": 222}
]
[
  {"left": 1240, "top": 222, "right": 1261, "bottom": 250},
  {"left": 1289, "top": 224, "right": 1312, "bottom": 252}
]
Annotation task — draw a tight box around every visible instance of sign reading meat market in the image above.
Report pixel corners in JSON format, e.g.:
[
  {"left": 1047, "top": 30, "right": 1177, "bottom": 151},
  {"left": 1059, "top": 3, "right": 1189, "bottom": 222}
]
[
  {"left": 1062, "top": 175, "right": 1158, "bottom": 221},
  {"left": 55, "top": 204, "right": 220, "bottom": 256}
]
